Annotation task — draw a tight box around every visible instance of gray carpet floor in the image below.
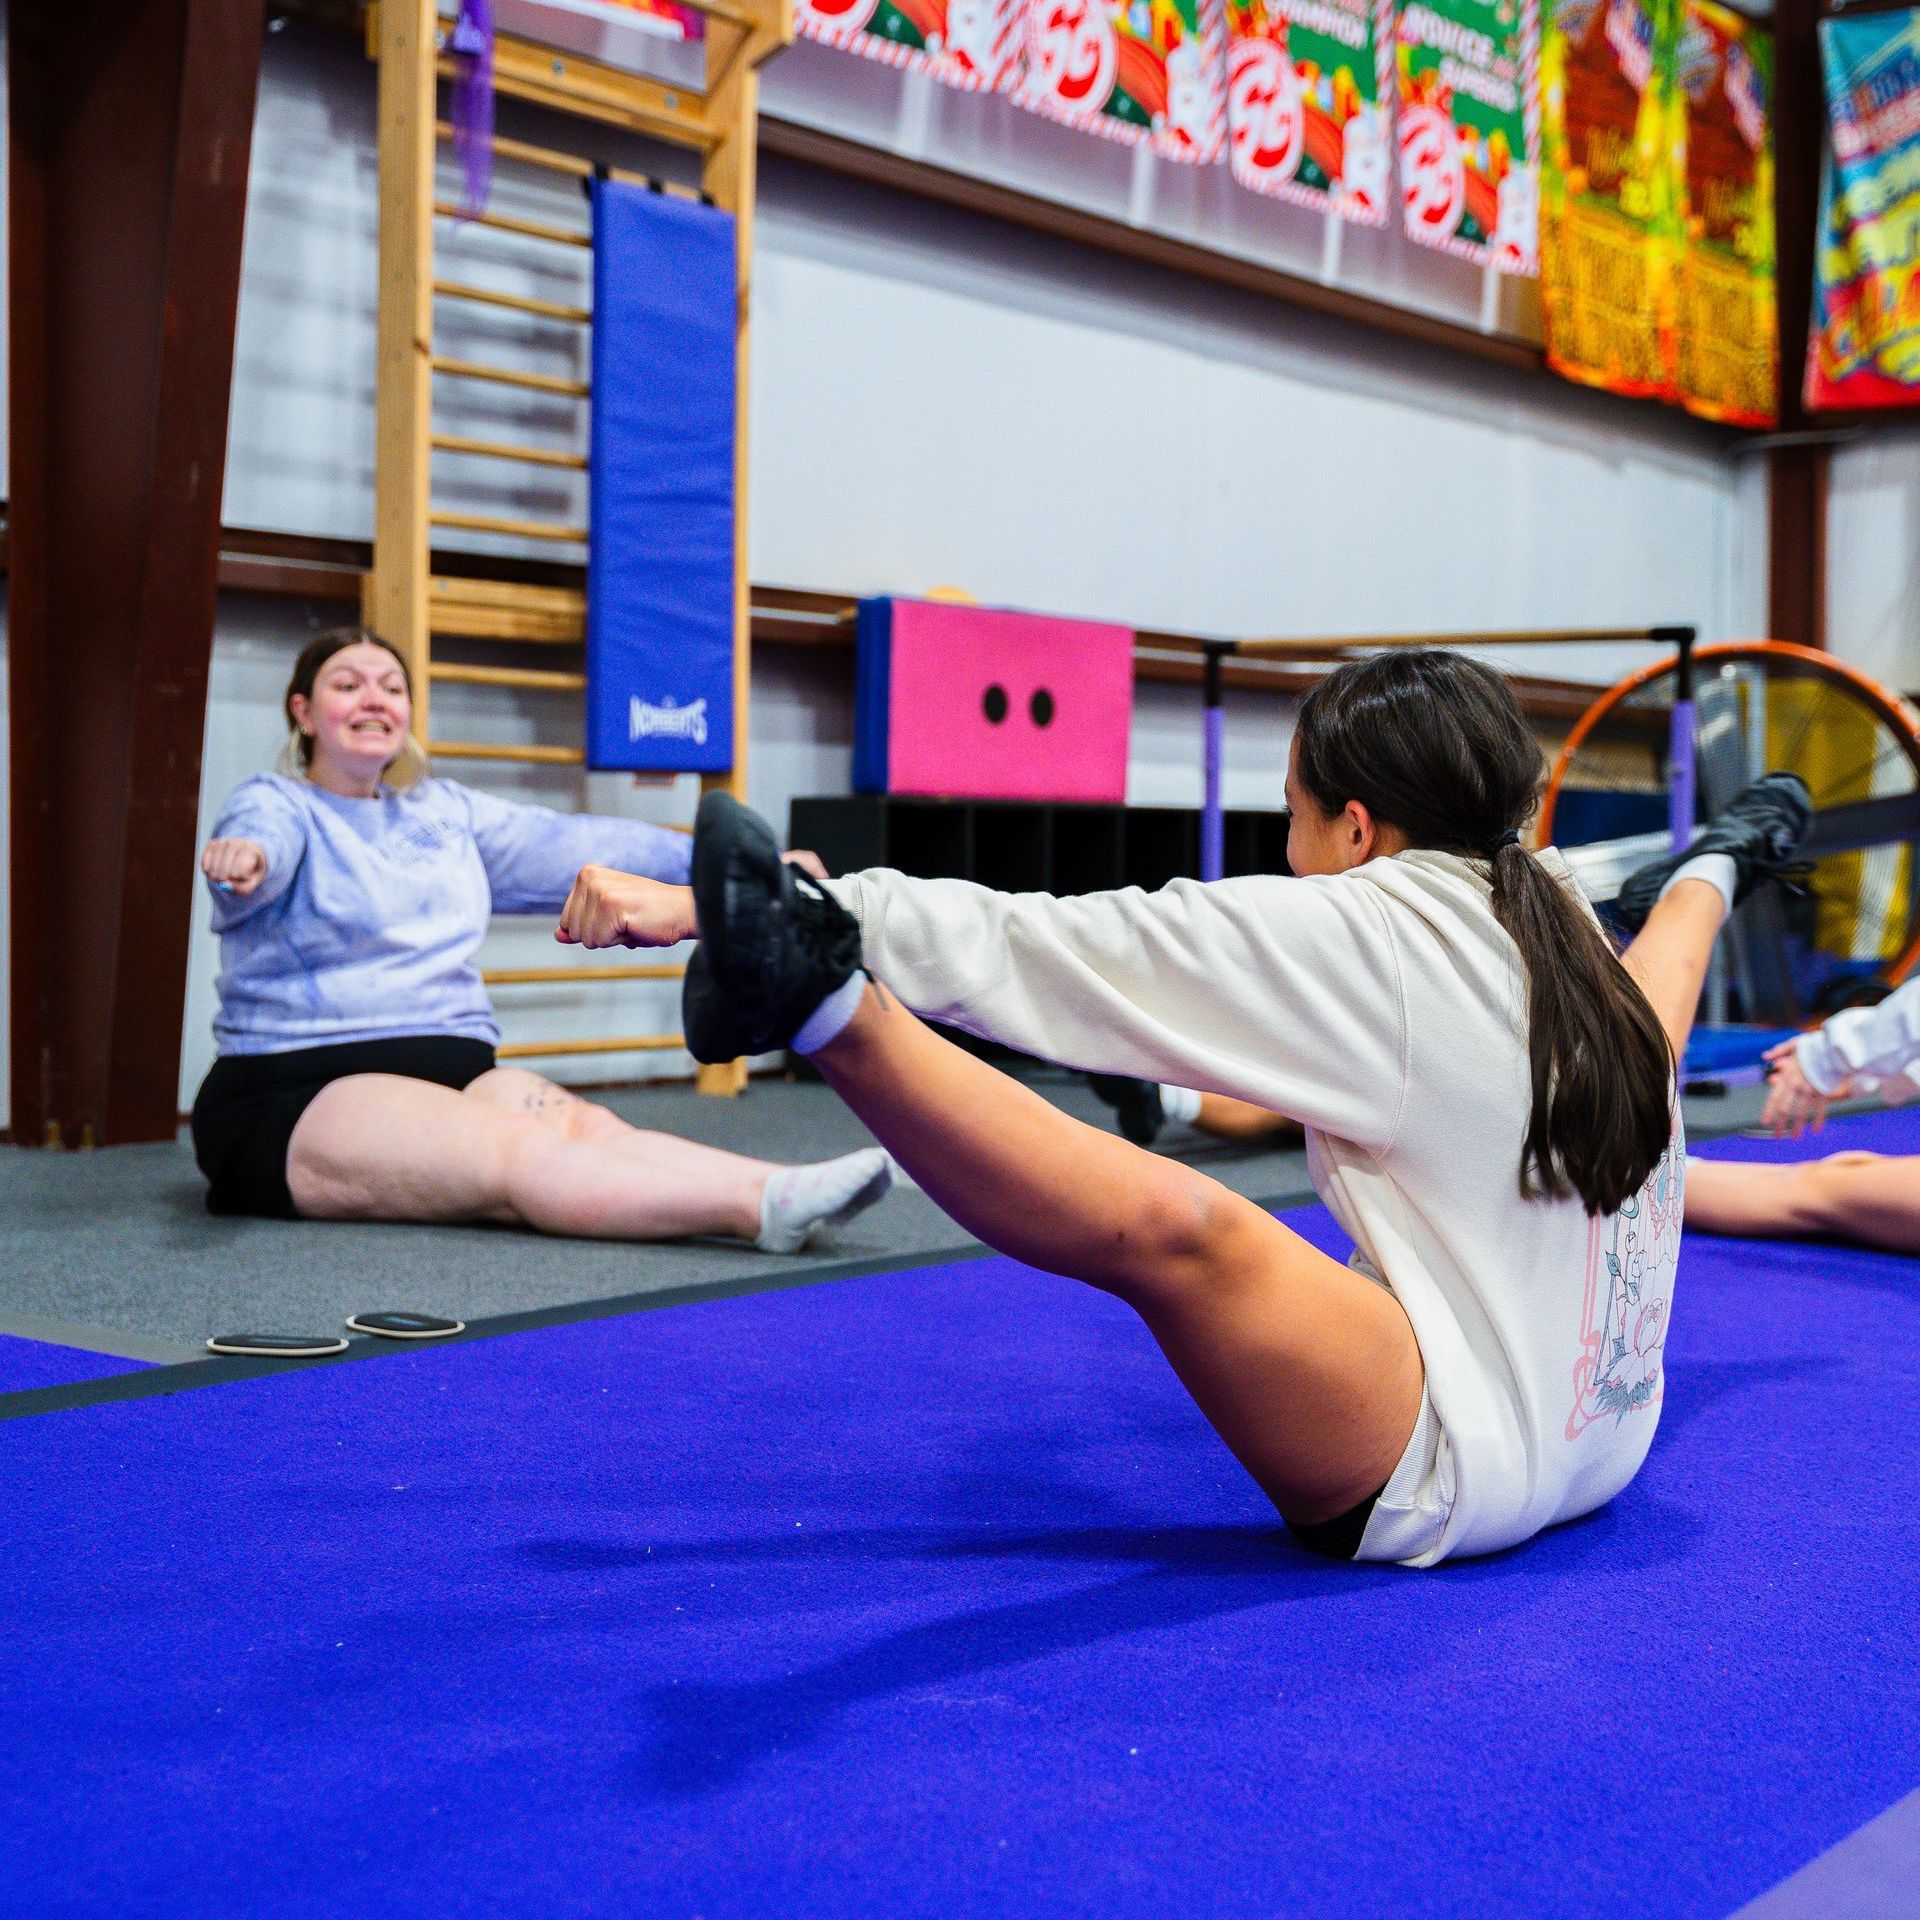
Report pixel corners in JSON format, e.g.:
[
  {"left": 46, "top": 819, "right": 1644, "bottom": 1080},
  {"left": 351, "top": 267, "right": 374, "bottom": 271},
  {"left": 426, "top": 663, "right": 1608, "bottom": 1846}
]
[{"left": 0, "top": 1070, "right": 1781, "bottom": 1367}]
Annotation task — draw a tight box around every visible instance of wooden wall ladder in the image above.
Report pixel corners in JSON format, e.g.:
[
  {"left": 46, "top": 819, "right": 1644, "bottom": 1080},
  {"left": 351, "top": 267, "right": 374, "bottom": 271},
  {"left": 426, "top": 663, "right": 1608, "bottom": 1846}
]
[{"left": 366, "top": 0, "right": 792, "bottom": 1093}]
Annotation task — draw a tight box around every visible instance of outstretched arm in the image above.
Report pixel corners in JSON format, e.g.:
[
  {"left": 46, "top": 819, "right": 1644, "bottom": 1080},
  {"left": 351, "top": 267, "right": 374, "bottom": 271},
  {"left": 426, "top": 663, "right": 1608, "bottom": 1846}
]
[
  {"left": 554, "top": 862, "right": 1408, "bottom": 1147},
  {"left": 202, "top": 780, "right": 307, "bottom": 926},
  {"left": 1794, "top": 978, "right": 1920, "bottom": 1099},
  {"left": 461, "top": 783, "right": 694, "bottom": 913},
  {"left": 827, "top": 869, "right": 1408, "bottom": 1149}
]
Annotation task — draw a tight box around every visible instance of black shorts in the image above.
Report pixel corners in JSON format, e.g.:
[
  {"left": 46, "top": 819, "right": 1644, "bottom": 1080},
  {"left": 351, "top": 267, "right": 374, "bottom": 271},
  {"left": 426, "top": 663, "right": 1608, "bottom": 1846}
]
[
  {"left": 190, "top": 1035, "right": 497, "bottom": 1219},
  {"left": 1284, "top": 1487, "right": 1382, "bottom": 1562}
]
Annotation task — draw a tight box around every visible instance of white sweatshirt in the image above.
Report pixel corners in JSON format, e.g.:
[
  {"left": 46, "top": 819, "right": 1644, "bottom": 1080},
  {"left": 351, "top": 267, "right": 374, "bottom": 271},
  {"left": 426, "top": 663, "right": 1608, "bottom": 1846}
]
[
  {"left": 828, "top": 850, "right": 1683, "bottom": 1567},
  {"left": 1797, "top": 976, "right": 1920, "bottom": 1099}
]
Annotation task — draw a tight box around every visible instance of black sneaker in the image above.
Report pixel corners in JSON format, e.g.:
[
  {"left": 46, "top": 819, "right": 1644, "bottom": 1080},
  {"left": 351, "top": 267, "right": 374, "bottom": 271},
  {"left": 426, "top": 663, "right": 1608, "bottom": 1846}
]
[
  {"left": 1088, "top": 1074, "right": 1166, "bottom": 1147},
  {"left": 1610, "top": 771, "right": 1813, "bottom": 934},
  {"left": 681, "top": 791, "right": 863, "bottom": 1063}
]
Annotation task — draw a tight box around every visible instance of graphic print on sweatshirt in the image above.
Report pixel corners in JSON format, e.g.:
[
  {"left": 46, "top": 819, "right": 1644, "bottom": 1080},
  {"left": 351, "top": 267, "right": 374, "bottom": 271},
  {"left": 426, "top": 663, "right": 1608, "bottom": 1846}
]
[{"left": 1566, "top": 1138, "right": 1682, "bottom": 1440}]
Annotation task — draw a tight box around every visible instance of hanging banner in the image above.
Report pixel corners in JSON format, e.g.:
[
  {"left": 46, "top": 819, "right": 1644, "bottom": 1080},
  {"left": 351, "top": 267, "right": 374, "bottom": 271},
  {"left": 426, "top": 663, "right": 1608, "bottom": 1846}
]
[
  {"left": 1806, "top": 13, "right": 1920, "bottom": 413},
  {"left": 1540, "top": 0, "right": 1681, "bottom": 399},
  {"left": 1013, "top": 0, "right": 1229, "bottom": 162},
  {"left": 1224, "top": 0, "right": 1394, "bottom": 220},
  {"left": 794, "top": 0, "right": 1024, "bottom": 88},
  {"left": 1673, "top": 3, "right": 1775, "bottom": 426},
  {"left": 1392, "top": 0, "right": 1541, "bottom": 271}
]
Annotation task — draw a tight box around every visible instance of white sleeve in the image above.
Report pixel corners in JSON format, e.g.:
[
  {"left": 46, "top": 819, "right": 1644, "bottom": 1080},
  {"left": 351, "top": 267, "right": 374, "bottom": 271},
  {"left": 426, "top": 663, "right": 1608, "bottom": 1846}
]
[
  {"left": 1796, "top": 977, "right": 1920, "bottom": 1095},
  {"left": 827, "top": 869, "right": 1409, "bottom": 1150}
]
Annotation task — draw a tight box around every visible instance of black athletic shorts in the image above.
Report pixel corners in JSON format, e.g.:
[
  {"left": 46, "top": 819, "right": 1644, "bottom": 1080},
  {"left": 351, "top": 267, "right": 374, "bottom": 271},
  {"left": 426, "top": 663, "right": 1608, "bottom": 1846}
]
[
  {"left": 190, "top": 1035, "right": 497, "bottom": 1219},
  {"left": 1284, "top": 1487, "right": 1382, "bottom": 1562}
]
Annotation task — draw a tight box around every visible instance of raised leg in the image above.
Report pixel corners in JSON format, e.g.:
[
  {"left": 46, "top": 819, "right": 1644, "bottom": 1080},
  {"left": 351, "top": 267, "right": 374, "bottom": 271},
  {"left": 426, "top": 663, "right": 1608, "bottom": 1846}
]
[
  {"left": 1617, "top": 878, "right": 1726, "bottom": 1060},
  {"left": 810, "top": 984, "right": 1424, "bottom": 1526},
  {"left": 1684, "top": 1150, "right": 1920, "bottom": 1254}
]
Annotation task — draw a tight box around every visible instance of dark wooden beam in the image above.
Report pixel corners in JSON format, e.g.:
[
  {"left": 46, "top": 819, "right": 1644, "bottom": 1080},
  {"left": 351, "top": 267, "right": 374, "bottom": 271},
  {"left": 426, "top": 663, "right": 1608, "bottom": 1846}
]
[{"left": 8, "top": 0, "right": 265, "bottom": 1146}]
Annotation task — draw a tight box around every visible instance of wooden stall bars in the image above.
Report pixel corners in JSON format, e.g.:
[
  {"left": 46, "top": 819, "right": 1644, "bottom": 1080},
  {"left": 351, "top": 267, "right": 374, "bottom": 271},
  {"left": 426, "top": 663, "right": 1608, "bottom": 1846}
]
[{"left": 367, "top": 0, "right": 791, "bottom": 1088}]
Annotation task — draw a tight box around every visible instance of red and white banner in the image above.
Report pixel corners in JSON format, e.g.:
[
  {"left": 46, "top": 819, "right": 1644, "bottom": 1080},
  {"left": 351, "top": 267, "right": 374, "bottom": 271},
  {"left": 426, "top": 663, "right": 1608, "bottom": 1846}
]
[
  {"left": 1224, "top": 0, "right": 1395, "bottom": 222},
  {"left": 795, "top": 0, "right": 1024, "bottom": 90},
  {"left": 1010, "top": 0, "right": 1228, "bottom": 163}
]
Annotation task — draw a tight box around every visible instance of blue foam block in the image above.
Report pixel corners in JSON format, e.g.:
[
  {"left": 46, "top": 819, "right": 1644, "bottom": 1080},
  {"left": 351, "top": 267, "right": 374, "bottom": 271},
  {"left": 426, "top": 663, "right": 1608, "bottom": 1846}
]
[
  {"left": 585, "top": 179, "right": 736, "bottom": 773},
  {"left": 5, "top": 1127, "right": 1920, "bottom": 1916}
]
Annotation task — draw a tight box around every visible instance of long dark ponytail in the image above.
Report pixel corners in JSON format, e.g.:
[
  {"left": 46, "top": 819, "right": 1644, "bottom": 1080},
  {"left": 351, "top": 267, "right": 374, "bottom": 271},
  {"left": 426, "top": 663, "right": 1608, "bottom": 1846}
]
[{"left": 1293, "top": 650, "right": 1672, "bottom": 1217}]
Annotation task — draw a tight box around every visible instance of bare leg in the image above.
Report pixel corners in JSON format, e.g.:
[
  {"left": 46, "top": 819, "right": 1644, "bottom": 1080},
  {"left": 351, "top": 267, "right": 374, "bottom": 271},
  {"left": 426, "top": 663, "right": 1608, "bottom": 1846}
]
[
  {"left": 464, "top": 1067, "right": 784, "bottom": 1183},
  {"left": 288, "top": 1074, "right": 765, "bottom": 1240},
  {"left": 1193, "top": 1093, "right": 1302, "bottom": 1144},
  {"left": 811, "top": 985, "right": 1424, "bottom": 1526},
  {"left": 1617, "top": 878, "right": 1726, "bottom": 1059},
  {"left": 1685, "top": 1151, "right": 1920, "bottom": 1253}
]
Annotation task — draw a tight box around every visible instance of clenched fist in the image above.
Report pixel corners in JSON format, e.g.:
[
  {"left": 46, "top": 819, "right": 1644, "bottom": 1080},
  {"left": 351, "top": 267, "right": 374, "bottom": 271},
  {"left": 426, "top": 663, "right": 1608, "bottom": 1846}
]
[
  {"left": 556, "top": 866, "right": 700, "bottom": 950},
  {"left": 202, "top": 837, "right": 269, "bottom": 896}
]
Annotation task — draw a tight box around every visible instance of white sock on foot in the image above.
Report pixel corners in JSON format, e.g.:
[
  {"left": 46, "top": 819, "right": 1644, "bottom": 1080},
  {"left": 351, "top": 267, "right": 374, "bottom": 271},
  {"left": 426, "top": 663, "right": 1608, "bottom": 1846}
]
[
  {"left": 1658, "top": 852, "right": 1738, "bottom": 918},
  {"left": 1159, "top": 1084, "right": 1203, "bottom": 1126},
  {"left": 756, "top": 1146, "right": 895, "bottom": 1253},
  {"left": 791, "top": 973, "right": 868, "bottom": 1056}
]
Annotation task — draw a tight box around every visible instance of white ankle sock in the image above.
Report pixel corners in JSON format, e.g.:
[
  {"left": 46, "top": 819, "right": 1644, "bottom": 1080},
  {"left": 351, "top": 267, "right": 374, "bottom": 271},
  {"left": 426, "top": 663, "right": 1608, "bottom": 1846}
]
[
  {"left": 791, "top": 973, "right": 867, "bottom": 1056},
  {"left": 1159, "top": 1084, "right": 1203, "bottom": 1126},
  {"left": 756, "top": 1146, "right": 895, "bottom": 1253},
  {"left": 1658, "top": 852, "right": 1738, "bottom": 917}
]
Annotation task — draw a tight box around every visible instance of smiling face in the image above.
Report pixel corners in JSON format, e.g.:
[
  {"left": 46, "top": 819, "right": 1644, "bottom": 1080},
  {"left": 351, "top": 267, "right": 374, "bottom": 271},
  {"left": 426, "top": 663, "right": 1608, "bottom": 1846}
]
[{"left": 289, "top": 640, "right": 412, "bottom": 792}]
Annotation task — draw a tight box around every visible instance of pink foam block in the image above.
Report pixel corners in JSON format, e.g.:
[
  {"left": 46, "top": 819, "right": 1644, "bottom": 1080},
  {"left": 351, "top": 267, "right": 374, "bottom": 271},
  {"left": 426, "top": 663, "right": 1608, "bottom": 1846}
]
[{"left": 883, "top": 600, "right": 1134, "bottom": 804}]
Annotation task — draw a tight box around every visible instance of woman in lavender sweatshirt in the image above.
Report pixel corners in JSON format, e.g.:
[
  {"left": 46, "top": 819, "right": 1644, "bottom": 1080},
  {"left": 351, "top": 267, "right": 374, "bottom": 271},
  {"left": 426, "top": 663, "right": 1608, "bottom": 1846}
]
[{"left": 189, "top": 628, "right": 892, "bottom": 1251}]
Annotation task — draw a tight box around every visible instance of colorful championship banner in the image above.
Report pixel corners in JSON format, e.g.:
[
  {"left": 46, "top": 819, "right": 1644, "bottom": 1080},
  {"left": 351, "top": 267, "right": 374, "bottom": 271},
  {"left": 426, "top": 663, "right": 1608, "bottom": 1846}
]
[
  {"left": 1806, "top": 13, "right": 1920, "bottom": 413},
  {"left": 1224, "top": 0, "right": 1395, "bottom": 221},
  {"left": 1012, "top": 0, "right": 1229, "bottom": 163},
  {"left": 1392, "top": 0, "right": 1541, "bottom": 271},
  {"left": 794, "top": 0, "right": 1024, "bottom": 89},
  {"left": 1674, "top": 4, "right": 1775, "bottom": 426},
  {"left": 1540, "top": 0, "right": 1682, "bottom": 399}
]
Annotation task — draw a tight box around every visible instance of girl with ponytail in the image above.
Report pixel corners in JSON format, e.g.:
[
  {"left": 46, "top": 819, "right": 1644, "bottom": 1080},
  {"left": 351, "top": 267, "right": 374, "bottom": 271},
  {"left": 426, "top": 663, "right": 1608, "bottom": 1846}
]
[{"left": 560, "top": 649, "right": 1810, "bottom": 1566}]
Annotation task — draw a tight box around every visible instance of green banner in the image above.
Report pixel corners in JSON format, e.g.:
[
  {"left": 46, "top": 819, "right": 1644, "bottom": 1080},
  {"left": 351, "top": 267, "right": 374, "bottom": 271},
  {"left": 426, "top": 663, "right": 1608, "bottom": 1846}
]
[{"left": 1393, "top": 0, "right": 1540, "bottom": 272}]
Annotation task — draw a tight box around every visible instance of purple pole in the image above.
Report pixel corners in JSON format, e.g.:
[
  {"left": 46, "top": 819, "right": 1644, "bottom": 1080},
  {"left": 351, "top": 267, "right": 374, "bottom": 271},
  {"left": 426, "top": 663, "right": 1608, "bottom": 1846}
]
[
  {"left": 1666, "top": 627, "right": 1697, "bottom": 854},
  {"left": 1667, "top": 699, "right": 1696, "bottom": 853},
  {"left": 1200, "top": 645, "right": 1226, "bottom": 881}
]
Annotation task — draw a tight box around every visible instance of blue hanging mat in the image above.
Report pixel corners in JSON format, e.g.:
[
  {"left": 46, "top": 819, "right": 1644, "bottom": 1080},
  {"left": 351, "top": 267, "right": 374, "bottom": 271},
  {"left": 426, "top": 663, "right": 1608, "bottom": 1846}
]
[{"left": 586, "top": 178, "right": 736, "bottom": 773}]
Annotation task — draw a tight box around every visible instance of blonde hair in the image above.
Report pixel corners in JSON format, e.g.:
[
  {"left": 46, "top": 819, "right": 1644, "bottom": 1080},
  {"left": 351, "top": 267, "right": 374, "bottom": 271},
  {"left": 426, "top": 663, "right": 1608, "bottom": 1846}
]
[{"left": 280, "top": 626, "right": 429, "bottom": 792}]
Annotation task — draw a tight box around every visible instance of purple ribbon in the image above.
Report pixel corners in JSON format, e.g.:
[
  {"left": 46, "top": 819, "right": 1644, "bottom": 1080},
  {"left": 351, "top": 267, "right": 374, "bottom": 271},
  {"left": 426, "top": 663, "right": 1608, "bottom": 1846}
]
[{"left": 448, "top": 0, "right": 495, "bottom": 219}]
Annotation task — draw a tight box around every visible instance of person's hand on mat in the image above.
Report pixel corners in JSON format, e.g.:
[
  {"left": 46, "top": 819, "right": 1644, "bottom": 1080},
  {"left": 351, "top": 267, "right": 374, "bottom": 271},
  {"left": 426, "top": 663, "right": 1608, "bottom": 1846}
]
[
  {"left": 557, "top": 866, "right": 699, "bottom": 949},
  {"left": 784, "top": 849, "right": 830, "bottom": 882},
  {"left": 1761, "top": 1042, "right": 1836, "bottom": 1136},
  {"left": 201, "top": 836, "right": 269, "bottom": 896}
]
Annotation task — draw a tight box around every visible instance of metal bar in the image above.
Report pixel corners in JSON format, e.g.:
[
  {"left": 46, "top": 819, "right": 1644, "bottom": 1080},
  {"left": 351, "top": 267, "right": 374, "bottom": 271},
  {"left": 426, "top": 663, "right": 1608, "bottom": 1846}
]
[
  {"left": 433, "top": 279, "right": 590, "bottom": 324},
  {"left": 496, "top": 1035, "right": 686, "bottom": 1058},
  {"left": 433, "top": 199, "right": 590, "bottom": 247},
  {"left": 429, "top": 662, "right": 586, "bottom": 692},
  {"left": 432, "top": 432, "right": 587, "bottom": 470},
  {"left": 430, "top": 355, "right": 589, "bottom": 396},
  {"left": 1801, "top": 793, "right": 1920, "bottom": 859},
  {"left": 427, "top": 740, "right": 585, "bottom": 765},
  {"left": 483, "top": 965, "right": 687, "bottom": 985},
  {"left": 429, "top": 509, "right": 588, "bottom": 544},
  {"left": 1234, "top": 627, "right": 1685, "bottom": 657}
]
